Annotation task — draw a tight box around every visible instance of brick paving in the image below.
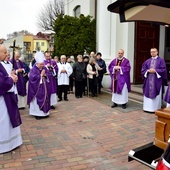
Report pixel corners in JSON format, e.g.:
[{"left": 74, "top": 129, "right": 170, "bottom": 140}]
[{"left": 0, "top": 91, "right": 156, "bottom": 170}]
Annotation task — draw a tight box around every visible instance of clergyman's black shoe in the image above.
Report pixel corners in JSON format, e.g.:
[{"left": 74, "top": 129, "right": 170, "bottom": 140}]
[
  {"left": 111, "top": 103, "right": 118, "bottom": 108},
  {"left": 64, "top": 99, "right": 69, "bottom": 101},
  {"left": 35, "top": 116, "right": 41, "bottom": 120},
  {"left": 122, "top": 104, "right": 126, "bottom": 109},
  {"left": 58, "top": 99, "right": 62, "bottom": 102},
  {"left": 35, "top": 115, "right": 49, "bottom": 120},
  {"left": 51, "top": 105, "right": 55, "bottom": 109},
  {"left": 43, "top": 115, "right": 49, "bottom": 118},
  {"left": 19, "top": 107, "right": 25, "bottom": 110}
]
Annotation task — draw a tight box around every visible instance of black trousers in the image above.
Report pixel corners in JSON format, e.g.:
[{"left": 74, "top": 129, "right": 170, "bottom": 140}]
[
  {"left": 98, "top": 74, "right": 104, "bottom": 93},
  {"left": 75, "top": 81, "right": 83, "bottom": 97},
  {"left": 69, "top": 76, "right": 74, "bottom": 91},
  {"left": 58, "top": 85, "right": 68, "bottom": 100},
  {"left": 83, "top": 78, "right": 88, "bottom": 95},
  {"left": 89, "top": 78, "right": 98, "bottom": 96},
  {"left": 56, "top": 78, "right": 58, "bottom": 95}
]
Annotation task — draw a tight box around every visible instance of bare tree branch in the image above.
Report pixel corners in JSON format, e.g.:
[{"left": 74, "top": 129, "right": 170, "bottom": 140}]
[
  {"left": 7, "top": 30, "right": 32, "bottom": 39},
  {"left": 36, "top": 0, "right": 64, "bottom": 31}
]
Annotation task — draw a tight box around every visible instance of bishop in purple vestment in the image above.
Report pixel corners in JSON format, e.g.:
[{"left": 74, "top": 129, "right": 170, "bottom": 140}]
[
  {"left": 108, "top": 49, "right": 131, "bottom": 109},
  {"left": 27, "top": 52, "right": 51, "bottom": 119},
  {"left": 141, "top": 48, "right": 167, "bottom": 112}
]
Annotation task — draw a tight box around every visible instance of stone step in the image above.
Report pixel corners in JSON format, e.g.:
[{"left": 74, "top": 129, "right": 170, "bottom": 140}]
[
  {"left": 102, "top": 86, "right": 143, "bottom": 103},
  {"left": 129, "top": 85, "right": 143, "bottom": 103},
  {"left": 131, "top": 85, "right": 143, "bottom": 94},
  {"left": 129, "top": 91, "right": 143, "bottom": 103}
]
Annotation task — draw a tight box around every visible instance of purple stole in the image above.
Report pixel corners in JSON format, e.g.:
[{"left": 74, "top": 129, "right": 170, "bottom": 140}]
[
  {"left": 148, "top": 59, "right": 157, "bottom": 98},
  {"left": 112, "top": 58, "right": 124, "bottom": 93},
  {"left": 38, "top": 76, "right": 50, "bottom": 113},
  {"left": 4, "top": 93, "right": 22, "bottom": 127}
]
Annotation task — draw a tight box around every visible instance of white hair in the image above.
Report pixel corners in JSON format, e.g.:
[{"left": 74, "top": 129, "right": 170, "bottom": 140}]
[
  {"left": 60, "top": 55, "right": 66, "bottom": 59},
  {"left": 77, "top": 55, "right": 82, "bottom": 59},
  {"left": 70, "top": 55, "right": 74, "bottom": 60},
  {"left": 14, "top": 50, "right": 21, "bottom": 56}
]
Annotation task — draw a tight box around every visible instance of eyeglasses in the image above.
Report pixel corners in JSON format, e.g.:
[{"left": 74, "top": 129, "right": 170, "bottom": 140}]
[{"left": 150, "top": 51, "right": 157, "bottom": 53}]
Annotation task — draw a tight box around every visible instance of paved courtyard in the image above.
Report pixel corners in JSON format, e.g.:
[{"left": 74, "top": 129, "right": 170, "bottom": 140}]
[{"left": 0, "top": 91, "right": 156, "bottom": 170}]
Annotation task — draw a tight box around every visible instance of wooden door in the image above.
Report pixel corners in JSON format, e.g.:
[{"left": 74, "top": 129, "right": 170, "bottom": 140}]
[{"left": 134, "top": 22, "right": 160, "bottom": 84}]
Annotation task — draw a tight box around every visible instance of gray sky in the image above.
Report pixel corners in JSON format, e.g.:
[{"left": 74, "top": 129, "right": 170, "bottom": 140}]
[{"left": 0, "top": 0, "right": 49, "bottom": 39}]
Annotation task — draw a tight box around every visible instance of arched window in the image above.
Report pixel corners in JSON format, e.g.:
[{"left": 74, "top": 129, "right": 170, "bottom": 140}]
[{"left": 74, "top": 5, "right": 81, "bottom": 17}]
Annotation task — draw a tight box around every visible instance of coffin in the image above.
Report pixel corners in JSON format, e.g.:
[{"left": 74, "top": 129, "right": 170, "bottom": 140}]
[{"left": 154, "top": 108, "right": 170, "bottom": 149}]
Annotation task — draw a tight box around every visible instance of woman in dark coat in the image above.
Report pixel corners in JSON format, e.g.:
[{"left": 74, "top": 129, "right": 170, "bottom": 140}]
[{"left": 73, "top": 55, "right": 86, "bottom": 98}]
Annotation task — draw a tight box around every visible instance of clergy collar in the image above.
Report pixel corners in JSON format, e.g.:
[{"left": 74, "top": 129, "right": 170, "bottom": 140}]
[
  {"left": 117, "top": 57, "right": 124, "bottom": 60},
  {"left": 151, "top": 56, "right": 158, "bottom": 60},
  {"left": 60, "top": 62, "right": 66, "bottom": 64},
  {"left": 2, "top": 60, "right": 9, "bottom": 64}
]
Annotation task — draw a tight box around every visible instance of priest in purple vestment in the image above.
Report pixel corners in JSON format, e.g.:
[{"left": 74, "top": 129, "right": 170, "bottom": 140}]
[
  {"left": 0, "top": 45, "right": 22, "bottom": 153},
  {"left": 11, "top": 51, "right": 26, "bottom": 109},
  {"left": 44, "top": 51, "right": 58, "bottom": 109},
  {"left": 141, "top": 48, "right": 167, "bottom": 112},
  {"left": 164, "top": 85, "right": 170, "bottom": 107},
  {"left": 108, "top": 49, "right": 131, "bottom": 109},
  {"left": 27, "top": 52, "right": 51, "bottom": 120}
]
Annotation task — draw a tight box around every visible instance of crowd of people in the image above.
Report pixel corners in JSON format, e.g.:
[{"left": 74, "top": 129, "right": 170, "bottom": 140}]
[
  {"left": 0, "top": 45, "right": 107, "bottom": 154},
  {"left": 1, "top": 44, "right": 170, "bottom": 154}
]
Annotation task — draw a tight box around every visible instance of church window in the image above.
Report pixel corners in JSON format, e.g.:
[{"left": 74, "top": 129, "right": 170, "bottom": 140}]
[{"left": 74, "top": 5, "right": 81, "bottom": 17}]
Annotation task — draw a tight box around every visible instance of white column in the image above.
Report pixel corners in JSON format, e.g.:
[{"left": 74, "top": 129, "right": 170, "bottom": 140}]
[
  {"left": 64, "top": 0, "right": 69, "bottom": 15},
  {"left": 96, "top": 0, "right": 112, "bottom": 60},
  {"left": 109, "top": 14, "right": 135, "bottom": 82},
  {"left": 159, "top": 26, "right": 165, "bottom": 59},
  {"left": 96, "top": 0, "right": 135, "bottom": 82},
  {"left": 126, "top": 23, "right": 135, "bottom": 83}
]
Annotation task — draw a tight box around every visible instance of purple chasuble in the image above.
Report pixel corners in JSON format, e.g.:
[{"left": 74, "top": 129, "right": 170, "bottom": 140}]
[
  {"left": 10, "top": 59, "right": 26, "bottom": 96},
  {"left": 165, "top": 85, "right": 170, "bottom": 103},
  {"left": 141, "top": 56, "right": 167, "bottom": 99},
  {"left": 44, "top": 59, "right": 58, "bottom": 94},
  {"left": 27, "top": 65, "right": 51, "bottom": 113},
  {"left": 108, "top": 57, "right": 131, "bottom": 94},
  {"left": 0, "top": 63, "right": 22, "bottom": 128}
]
